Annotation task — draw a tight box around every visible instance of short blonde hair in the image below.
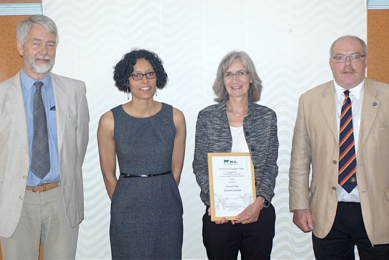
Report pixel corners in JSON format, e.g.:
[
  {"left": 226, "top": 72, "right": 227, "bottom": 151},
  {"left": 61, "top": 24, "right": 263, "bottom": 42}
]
[{"left": 213, "top": 51, "right": 262, "bottom": 103}]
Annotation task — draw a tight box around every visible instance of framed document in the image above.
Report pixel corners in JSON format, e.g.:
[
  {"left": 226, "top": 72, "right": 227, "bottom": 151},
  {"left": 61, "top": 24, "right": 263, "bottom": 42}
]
[{"left": 207, "top": 152, "right": 255, "bottom": 221}]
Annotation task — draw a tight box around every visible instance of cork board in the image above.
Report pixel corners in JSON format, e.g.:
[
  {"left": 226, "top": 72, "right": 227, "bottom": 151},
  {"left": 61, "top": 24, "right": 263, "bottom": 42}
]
[
  {"left": 367, "top": 9, "right": 389, "bottom": 84},
  {"left": 0, "top": 15, "right": 29, "bottom": 82}
]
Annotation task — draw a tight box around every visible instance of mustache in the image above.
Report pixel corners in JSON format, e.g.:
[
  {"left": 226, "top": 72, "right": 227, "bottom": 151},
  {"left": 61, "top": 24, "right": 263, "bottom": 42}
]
[
  {"left": 340, "top": 67, "right": 357, "bottom": 74},
  {"left": 33, "top": 55, "right": 53, "bottom": 62}
]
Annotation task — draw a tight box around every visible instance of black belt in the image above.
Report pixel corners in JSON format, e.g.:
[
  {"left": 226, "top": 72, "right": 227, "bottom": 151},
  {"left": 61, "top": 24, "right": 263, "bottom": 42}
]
[{"left": 121, "top": 171, "right": 171, "bottom": 178}]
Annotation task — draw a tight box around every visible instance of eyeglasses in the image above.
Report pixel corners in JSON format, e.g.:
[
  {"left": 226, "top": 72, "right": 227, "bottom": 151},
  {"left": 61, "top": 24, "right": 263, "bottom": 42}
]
[
  {"left": 129, "top": 71, "right": 156, "bottom": 81},
  {"left": 331, "top": 54, "right": 365, "bottom": 63},
  {"left": 224, "top": 71, "right": 249, "bottom": 81}
]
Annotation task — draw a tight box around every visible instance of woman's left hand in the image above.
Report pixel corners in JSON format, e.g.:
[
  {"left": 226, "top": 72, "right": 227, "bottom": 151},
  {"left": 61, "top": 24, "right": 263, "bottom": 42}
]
[{"left": 235, "top": 196, "right": 264, "bottom": 224}]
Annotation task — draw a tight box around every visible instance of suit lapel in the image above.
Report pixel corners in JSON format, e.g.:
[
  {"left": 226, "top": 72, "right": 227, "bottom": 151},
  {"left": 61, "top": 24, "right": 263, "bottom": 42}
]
[
  {"left": 320, "top": 81, "right": 338, "bottom": 142},
  {"left": 51, "top": 73, "right": 69, "bottom": 152},
  {"left": 5, "top": 74, "right": 29, "bottom": 153},
  {"left": 359, "top": 79, "right": 378, "bottom": 150}
]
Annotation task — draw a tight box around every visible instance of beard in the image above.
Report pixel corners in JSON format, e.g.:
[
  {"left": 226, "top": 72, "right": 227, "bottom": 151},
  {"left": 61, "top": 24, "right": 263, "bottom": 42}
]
[{"left": 24, "top": 53, "right": 55, "bottom": 74}]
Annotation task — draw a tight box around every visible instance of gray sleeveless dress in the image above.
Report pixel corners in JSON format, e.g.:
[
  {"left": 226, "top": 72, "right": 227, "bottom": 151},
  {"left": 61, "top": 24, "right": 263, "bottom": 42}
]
[{"left": 110, "top": 103, "right": 183, "bottom": 260}]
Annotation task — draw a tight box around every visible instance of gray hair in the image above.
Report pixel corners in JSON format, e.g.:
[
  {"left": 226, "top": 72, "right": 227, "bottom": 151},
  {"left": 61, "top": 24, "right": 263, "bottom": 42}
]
[
  {"left": 16, "top": 15, "right": 59, "bottom": 46},
  {"left": 213, "top": 51, "right": 262, "bottom": 103},
  {"left": 330, "top": 35, "right": 367, "bottom": 57}
]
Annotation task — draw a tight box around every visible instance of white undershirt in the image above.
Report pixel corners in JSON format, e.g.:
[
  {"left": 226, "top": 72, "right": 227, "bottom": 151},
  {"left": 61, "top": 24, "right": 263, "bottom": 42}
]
[
  {"left": 334, "top": 79, "right": 364, "bottom": 202},
  {"left": 230, "top": 126, "right": 249, "bottom": 153}
]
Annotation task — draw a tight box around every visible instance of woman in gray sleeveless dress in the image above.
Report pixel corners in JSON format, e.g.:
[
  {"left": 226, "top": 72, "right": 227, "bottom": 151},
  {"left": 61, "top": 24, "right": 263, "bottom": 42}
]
[{"left": 97, "top": 49, "right": 186, "bottom": 259}]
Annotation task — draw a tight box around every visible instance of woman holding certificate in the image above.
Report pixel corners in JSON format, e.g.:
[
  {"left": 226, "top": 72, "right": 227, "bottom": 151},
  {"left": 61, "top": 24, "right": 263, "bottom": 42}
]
[
  {"left": 193, "top": 51, "right": 278, "bottom": 260},
  {"left": 98, "top": 49, "right": 186, "bottom": 259}
]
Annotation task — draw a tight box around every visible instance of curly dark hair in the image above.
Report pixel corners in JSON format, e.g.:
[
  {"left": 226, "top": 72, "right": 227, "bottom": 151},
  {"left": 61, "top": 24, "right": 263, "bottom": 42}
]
[{"left": 113, "top": 49, "right": 168, "bottom": 92}]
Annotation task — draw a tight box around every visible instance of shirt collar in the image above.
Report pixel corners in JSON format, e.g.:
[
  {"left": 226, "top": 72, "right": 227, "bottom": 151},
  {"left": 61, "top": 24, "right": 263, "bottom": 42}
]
[
  {"left": 334, "top": 79, "right": 364, "bottom": 101},
  {"left": 20, "top": 67, "right": 52, "bottom": 91}
]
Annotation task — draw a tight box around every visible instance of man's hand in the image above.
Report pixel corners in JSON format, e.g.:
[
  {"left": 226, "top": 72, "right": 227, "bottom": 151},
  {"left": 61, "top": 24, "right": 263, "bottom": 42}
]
[{"left": 293, "top": 209, "right": 314, "bottom": 232}]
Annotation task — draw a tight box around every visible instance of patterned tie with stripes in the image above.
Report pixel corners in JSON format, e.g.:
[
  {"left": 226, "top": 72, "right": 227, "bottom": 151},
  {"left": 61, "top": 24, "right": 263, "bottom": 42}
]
[
  {"left": 338, "top": 90, "right": 357, "bottom": 193},
  {"left": 31, "top": 81, "right": 50, "bottom": 179}
]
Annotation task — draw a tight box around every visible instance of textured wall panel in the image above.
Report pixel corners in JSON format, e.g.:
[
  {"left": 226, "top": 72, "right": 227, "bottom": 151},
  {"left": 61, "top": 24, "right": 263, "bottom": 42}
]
[
  {"left": 367, "top": 9, "right": 389, "bottom": 84},
  {"left": 0, "top": 15, "right": 29, "bottom": 82},
  {"left": 41, "top": 0, "right": 366, "bottom": 259}
]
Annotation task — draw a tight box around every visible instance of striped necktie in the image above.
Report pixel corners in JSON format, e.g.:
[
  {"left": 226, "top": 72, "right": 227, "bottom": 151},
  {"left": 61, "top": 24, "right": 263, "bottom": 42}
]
[{"left": 338, "top": 90, "right": 357, "bottom": 193}]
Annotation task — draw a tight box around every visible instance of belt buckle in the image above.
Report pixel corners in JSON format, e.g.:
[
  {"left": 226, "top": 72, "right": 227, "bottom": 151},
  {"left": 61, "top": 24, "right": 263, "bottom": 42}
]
[
  {"left": 32, "top": 184, "right": 46, "bottom": 192},
  {"left": 41, "top": 184, "right": 47, "bottom": 192}
]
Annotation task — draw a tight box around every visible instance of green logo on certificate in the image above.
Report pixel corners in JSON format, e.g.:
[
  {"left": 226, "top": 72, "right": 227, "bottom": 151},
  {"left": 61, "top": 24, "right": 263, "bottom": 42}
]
[{"left": 224, "top": 159, "right": 238, "bottom": 165}]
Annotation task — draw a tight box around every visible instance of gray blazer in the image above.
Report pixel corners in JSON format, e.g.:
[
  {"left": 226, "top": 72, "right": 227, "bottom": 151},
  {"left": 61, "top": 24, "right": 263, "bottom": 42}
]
[
  {"left": 0, "top": 72, "right": 89, "bottom": 238},
  {"left": 193, "top": 99, "right": 278, "bottom": 207}
]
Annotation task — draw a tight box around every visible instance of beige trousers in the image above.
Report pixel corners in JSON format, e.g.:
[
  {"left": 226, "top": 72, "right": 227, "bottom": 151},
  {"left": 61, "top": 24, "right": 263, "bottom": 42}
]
[{"left": 0, "top": 184, "right": 79, "bottom": 260}]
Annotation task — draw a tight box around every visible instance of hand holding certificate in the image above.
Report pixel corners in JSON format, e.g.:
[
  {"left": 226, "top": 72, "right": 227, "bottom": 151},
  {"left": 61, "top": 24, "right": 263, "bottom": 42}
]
[{"left": 207, "top": 152, "right": 256, "bottom": 221}]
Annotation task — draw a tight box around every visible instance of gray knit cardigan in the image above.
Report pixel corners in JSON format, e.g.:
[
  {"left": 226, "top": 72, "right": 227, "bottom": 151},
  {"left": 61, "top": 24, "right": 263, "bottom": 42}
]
[{"left": 192, "top": 99, "right": 279, "bottom": 207}]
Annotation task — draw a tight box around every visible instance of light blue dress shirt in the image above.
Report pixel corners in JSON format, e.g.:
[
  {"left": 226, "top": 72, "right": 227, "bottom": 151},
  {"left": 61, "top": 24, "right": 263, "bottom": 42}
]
[{"left": 20, "top": 68, "right": 60, "bottom": 186}]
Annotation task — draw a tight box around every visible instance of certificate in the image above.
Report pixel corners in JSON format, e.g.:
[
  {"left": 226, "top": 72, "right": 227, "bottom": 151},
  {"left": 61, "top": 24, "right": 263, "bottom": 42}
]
[{"left": 207, "top": 153, "right": 255, "bottom": 221}]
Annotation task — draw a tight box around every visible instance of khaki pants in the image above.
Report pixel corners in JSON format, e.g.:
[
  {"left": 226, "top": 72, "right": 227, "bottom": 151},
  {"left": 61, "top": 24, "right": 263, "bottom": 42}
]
[{"left": 0, "top": 184, "right": 79, "bottom": 260}]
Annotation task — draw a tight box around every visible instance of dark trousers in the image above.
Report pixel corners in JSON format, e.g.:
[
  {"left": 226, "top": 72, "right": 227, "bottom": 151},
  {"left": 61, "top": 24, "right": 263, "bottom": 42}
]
[
  {"left": 202, "top": 204, "right": 275, "bottom": 260},
  {"left": 313, "top": 202, "right": 389, "bottom": 260}
]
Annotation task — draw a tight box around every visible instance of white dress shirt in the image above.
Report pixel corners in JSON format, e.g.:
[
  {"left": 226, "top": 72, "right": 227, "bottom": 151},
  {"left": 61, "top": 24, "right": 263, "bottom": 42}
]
[{"left": 334, "top": 79, "right": 364, "bottom": 202}]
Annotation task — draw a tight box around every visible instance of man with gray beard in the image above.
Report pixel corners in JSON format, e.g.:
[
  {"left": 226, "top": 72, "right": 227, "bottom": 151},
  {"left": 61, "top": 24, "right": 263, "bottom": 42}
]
[{"left": 0, "top": 15, "right": 89, "bottom": 259}]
